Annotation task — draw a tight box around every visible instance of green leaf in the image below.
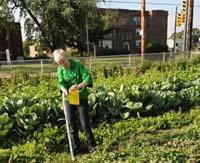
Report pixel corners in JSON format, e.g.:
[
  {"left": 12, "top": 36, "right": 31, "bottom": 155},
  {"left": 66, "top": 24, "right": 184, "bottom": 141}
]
[
  {"left": 120, "top": 112, "right": 130, "bottom": 119},
  {"left": 145, "top": 104, "right": 153, "bottom": 111},
  {"left": 0, "top": 113, "right": 13, "bottom": 137}
]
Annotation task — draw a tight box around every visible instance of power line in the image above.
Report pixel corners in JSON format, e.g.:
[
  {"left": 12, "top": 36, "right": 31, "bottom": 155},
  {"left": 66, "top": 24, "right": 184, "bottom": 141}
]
[{"left": 97, "top": 1, "right": 200, "bottom": 8}]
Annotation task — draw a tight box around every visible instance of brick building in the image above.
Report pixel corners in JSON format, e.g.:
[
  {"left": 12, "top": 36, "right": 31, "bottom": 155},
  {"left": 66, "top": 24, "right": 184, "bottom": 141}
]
[
  {"left": 97, "top": 9, "right": 168, "bottom": 55},
  {"left": 0, "top": 22, "right": 24, "bottom": 61}
]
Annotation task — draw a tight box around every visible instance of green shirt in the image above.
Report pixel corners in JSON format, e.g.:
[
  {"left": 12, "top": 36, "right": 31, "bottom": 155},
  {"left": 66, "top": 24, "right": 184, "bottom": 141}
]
[{"left": 57, "top": 59, "right": 93, "bottom": 100}]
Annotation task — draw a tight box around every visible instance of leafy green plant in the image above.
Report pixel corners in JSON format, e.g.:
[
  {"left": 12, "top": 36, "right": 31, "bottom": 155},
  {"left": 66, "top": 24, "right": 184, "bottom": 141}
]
[
  {"left": 33, "top": 124, "right": 67, "bottom": 152},
  {"left": 11, "top": 140, "right": 45, "bottom": 162},
  {"left": 0, "top": 113, "right": 13, "bottom": 138},
  {"left": 15, "top": 106, "right": 40, "bottom": 136},
  {"left": 0, "top": 149, "right": 11, "bottom": 162},
  {"left": 145, "top": 43, "right": 168, "bottom": 53}
]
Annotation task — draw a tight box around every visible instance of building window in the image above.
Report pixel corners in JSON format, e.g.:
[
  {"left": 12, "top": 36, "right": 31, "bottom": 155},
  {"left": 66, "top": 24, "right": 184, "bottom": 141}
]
[
  {"left": 116, "top": 42, "right": 119, "bottom": 49},
  {"left": 132, "top": 17, "right": 141, "bottom": 25},
  {"left": 112, "top": 40, "right": 117, "bottom": 49},
  {"left": 136, "top": 40, "right": 141, "bottom": 47},
  {"left": 112, "top": 30, "right": 116, "bottom": 36},
  {"left": 105, "top": 32, "right": 112, "bottom": 37},
  {"left": 136, "top": 28, "right": 140, "bottom": 36},
  {"left": 130, "top": 32, "right": 133, "bottom": 40},
  {"left": 124, "top": 42, "right": 129, "bottom": 51},
  {"left": 112, "top": 40, "right": 115, "bottom": 48},
  {"left": 121, "top": 32, "right": 125, "bottom": 40},
  {"left": 126, "top": 32, "right": 132, "bottom": 40},
  {"left": 102, "top": 40, "right": 112, "bottom": 49},
  {"left": 98, "top": 40, "right": 102, "bottom": 47}
]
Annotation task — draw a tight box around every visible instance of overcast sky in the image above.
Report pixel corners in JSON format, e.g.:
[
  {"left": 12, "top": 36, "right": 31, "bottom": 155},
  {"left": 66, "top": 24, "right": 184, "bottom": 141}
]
[{"left": 15, "top": 0, "right": 200, "bottom": 40}]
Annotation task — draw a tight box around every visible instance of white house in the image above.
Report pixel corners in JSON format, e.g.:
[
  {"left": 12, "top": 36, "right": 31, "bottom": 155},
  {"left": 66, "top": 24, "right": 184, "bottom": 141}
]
[{"left": 167, "top": 39, "right": 183, "bottom": 52}]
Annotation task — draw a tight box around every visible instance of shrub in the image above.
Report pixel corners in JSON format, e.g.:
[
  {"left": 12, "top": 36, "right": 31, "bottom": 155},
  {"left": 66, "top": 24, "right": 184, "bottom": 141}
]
[
  {"left": 192, "top": 55, "right": 200, "bottom": 65},
  {"left": 135, "top": 61, "right": 155, "bottom": 75},
  {"left": 67, "top": 50, "right": 81, "bottom": 57},
  {"left": 33, "top": 124, "right": 67, "bottom": 152},
  {"left": 145, "top": 43, "right": 169, "bottom": 53}
]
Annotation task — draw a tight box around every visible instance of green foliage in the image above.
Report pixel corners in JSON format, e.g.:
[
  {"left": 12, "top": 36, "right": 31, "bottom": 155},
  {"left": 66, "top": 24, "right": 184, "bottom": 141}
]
[
  {"left": 67, "top": 50, "right": 81, "bottom": 57},
  {"left": 145, "top": 43, "right": 169, "bottom": 53},
  {"left": 0, "top": 93, "right": 64, "bottom": 140},
  {"left": 15, "top": 105, "right": 43, "bottom": 136},
  {"left": 0, "top": 148, "right": 11, "bottom": 162},
  {"left": 0, "top": 58, "right": 200, "bottom": 162},
  {"left": 10, "top": 124, "right": 67, "bottom": 162},
  {"left": 91, "top": 64, "right": 124, "bottom": 79},
  {"left": 23, "top": 40, "right": 34, "bottom": 58},
  {"left": 33, "top": 124, "right": 67, "bottom": 152},
  {"left": 170, "top": 30, "right": 184, "bottom": 39},
  {"left": 91, "top": 58, "right": 200, "bottom": 78},
  {"left": 11, "top": 140, "right": 45, "bottom": 162},
  {"left": 192, "top": 55, "right": 200, "bottom": 65},
  {"left": 0, "top": 0, "right": 14, "bottom": 22},
  {"left": 170, "top": 28, "right": 200, "bottom": 40},
  {"left": 0, "top": 113, "right": 13, "bottom": 138},
  {"left": 89, "top": 76, "right": 200, "bottom": 123},
  {"left": 135, "top": 61, "right": 155, "bottom": 75},
  {"left": 7, "top": 0, "right": 114, "bottom": 52},
  {"left": 2, "top": 95, "right": 38, "bottom": 116},
  {"left": 6, "top": 107, "right": 200, "bottom": 162}
]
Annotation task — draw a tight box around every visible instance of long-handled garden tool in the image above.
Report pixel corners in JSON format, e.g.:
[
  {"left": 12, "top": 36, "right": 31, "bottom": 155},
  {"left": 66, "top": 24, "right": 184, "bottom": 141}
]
[{"left": 62, "top": 93, "right": 75, "bottom": 161}]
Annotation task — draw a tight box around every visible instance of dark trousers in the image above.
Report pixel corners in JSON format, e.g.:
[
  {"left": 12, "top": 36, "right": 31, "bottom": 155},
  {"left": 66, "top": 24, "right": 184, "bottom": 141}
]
[{"left": 65, "top": 99, "right": 95, "bottom": 151}]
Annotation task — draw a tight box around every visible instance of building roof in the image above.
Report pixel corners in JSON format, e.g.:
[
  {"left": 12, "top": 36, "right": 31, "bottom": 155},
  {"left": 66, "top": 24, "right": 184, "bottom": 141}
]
[{"left": 98, "top": 8, "right": 168, "bottom": 15}]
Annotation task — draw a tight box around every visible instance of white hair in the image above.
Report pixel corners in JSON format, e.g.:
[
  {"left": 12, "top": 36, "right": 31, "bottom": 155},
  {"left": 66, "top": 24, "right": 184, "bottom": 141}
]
[{"left": 53, "top": 49, "right": 67, "bottom": 63}]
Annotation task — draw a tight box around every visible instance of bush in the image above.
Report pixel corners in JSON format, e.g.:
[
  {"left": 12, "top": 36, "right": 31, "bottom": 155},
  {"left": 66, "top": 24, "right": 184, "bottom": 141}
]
[
  {"left": 135, "top": 61, "right": 155, "bottom": 75},
  {"left": 33, "top": 124, "right": 67, "bottom": 152},
  {"left": 11, "top": 140, "right": 45, "bottom": 162},
  {"left": 192, "top": 55, "right": 200, "bottom": 65},
  {"left": 67, "top": 50, "right": 81, "bottom": 57},
  {"left": 145, "top": 43, "right": 169, "bottom": 53},
  {"left": 91, "top": 64, "right": 125, "bottom": 79},
  {"left": 0, "top": 148, "right": 11, "bottom": 162}
]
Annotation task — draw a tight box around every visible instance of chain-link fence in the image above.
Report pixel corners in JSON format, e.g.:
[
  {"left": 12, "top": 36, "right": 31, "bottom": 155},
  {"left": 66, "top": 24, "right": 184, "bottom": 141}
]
[
  {"left": 0, "top": 52, "right": 199, "bottom": 77},
  {"left": 0, "top": 59, "right": 56, "bottom": 77}
]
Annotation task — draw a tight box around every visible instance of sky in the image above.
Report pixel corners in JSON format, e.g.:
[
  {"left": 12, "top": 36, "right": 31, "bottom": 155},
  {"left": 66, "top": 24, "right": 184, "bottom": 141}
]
[{"left": 15, "top": 0, "right": 200, "bottom": 40}]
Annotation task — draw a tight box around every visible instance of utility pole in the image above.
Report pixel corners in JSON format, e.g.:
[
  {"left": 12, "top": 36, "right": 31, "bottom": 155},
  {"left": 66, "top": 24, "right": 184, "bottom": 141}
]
[
  {"left": 141, "top": 0, "right": 146, "bottom": 61},
  {"left": 182, "top": 0, "right": 189, "bottom": 53},
  {"left": 173, "top": 7, "right": 178, "bottom": 52},
  {"left": 187, "top": 0, "right": 194, "bottom": 57},
  {"left": 86, "top": 1, "right": 90, "bottom": 55}
]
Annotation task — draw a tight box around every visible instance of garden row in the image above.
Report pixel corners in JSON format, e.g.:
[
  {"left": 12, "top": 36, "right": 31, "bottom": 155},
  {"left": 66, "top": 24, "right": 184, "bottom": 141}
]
[
  {"left": 0, "top": 58, "right": 200, "bottom": 162},
  {"left": 1, "top": 106, "right": 200, "bottom": 162},
  {"left": 0, "top": 75, "right": 199, "bottom": 143}
]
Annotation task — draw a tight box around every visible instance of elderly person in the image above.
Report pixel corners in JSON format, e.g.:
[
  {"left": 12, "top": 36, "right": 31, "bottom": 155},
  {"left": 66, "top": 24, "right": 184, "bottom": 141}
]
[{"left": 53, "top": 49, "right": 96, "bottom": 155}]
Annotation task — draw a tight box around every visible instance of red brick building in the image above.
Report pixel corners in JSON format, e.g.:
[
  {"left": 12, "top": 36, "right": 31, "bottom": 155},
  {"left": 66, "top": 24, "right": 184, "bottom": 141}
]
[
  {"left": 0, "top": 22, "right": 24, "bottom": 61},
  {"left": 97, "top": 8, "right": 168, "bottom": 55}
]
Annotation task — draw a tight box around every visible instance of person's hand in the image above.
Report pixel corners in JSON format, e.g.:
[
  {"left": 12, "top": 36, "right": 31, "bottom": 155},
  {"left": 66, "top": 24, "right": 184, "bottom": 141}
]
[
  {"left": 62, "top": 89, "right": 68, "bottom": 96},
  {"left": 69, "top": 85, "right": 79, "bottom": 91},
  {"left": 61, "top": 87, "right": 68, "bottom": 96}
]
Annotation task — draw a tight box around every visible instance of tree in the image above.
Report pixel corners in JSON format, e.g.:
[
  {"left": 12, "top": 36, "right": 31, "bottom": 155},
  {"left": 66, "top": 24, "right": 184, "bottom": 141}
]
[
  {"left": 170, "top": 31, "right": 184, "bottom": 39},
  {"left": 23, "top": 40, "right": 33, "bottom": 58},
  {"left": 1, "top": 0, "right": 113, "bottom": 55},
  {"left": 170, "top": 28, "right": 200, "bottom": 40}
]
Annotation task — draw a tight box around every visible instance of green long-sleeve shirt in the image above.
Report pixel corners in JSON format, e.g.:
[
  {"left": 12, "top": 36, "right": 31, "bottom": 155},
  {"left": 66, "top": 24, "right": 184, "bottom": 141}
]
[{"left": 57, "top": 59, "right": 93, "bottom": 100}]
